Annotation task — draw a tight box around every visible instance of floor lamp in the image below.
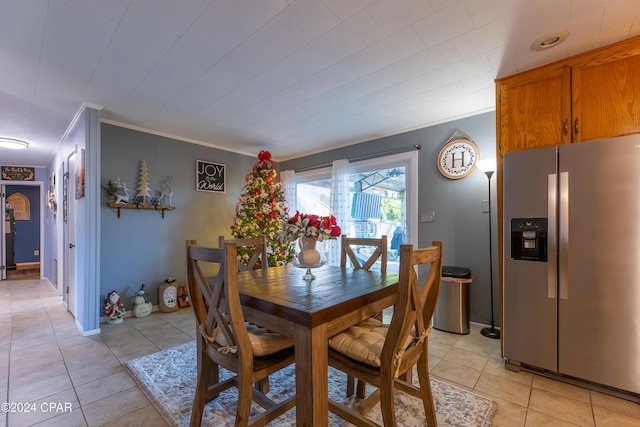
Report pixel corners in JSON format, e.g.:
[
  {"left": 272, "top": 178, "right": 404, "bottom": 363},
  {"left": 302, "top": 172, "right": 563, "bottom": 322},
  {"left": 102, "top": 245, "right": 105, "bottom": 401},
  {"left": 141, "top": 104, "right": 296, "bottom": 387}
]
[{"left": 477, "top": 158, "right": 500, "bottom": 339}]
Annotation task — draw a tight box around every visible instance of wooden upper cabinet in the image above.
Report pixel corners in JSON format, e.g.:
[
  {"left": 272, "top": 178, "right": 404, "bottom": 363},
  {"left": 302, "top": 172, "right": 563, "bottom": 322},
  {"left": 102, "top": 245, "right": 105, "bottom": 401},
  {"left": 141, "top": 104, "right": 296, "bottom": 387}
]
[
  {"left": 496, "top": 36, "right": 640, "bottom": 155},
  {"left": 497, "top": 64, "right": 571, "bottom": 156},
  {"left": 571, "top": 51, "right": 640, "bottom": 142}
]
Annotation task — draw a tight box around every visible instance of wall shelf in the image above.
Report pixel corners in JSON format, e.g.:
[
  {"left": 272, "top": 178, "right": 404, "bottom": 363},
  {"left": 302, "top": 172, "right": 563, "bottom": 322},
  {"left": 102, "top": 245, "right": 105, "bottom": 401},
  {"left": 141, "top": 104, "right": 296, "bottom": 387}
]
[{"left": 107, "top": 202, "right": 175, "bottom": 219}]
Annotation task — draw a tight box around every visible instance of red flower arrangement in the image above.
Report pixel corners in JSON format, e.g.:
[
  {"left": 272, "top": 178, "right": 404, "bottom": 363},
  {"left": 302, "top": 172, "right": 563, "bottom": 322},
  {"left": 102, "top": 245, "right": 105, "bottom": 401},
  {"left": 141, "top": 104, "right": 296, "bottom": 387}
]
[{"left": 279, "top": 211, "right": 341, "bottom": 243}]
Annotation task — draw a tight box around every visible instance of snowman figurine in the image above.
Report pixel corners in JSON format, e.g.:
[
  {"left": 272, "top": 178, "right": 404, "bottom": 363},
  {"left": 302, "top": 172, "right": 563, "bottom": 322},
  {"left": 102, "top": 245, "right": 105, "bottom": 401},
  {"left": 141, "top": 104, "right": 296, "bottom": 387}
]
[{"left": 133, "top": 284, "right": 153, "bottom": 318}]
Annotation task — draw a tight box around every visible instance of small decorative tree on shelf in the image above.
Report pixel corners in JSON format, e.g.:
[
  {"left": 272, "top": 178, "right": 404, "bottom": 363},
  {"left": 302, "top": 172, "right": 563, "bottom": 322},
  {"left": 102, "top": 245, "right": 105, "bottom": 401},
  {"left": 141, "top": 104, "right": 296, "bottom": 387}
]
[
  {"left": 231, "top": 151, "right": 295, "bottom": 267},
  {"left": 136, "top": 160, "right": 151, "bottom": 204}
]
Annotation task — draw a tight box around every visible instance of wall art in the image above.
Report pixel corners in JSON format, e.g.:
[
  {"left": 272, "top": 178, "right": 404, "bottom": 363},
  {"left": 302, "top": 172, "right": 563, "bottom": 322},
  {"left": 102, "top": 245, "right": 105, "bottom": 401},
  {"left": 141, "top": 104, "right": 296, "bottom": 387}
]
[
  {"left": 75, "top": 148, "right": 85, "bottom": 199},
  {"left": 196, "top": 160, "right": 225, "bottom": 193}
]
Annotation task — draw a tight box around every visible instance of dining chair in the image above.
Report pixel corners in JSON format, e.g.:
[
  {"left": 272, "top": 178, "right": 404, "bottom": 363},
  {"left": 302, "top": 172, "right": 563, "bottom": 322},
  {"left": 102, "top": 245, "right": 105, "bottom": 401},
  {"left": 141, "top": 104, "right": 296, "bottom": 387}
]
[
  {"left": 219, "top": 234, "right": 269, "bottom": 271},
  {"left": 340, "top": 234, "right": 388, "bottom": 397},
  {"left": 341, "top": 235, "right": 388, "bottom": 274},
  {"left": 186, "top": 241, "right": 296, "bottom": 427},
  {"left": 218, "top": 234, "right": 271, "bottom": 393},
  {"left": 328, "top": 242, "right": 443, "bottom": 427}
]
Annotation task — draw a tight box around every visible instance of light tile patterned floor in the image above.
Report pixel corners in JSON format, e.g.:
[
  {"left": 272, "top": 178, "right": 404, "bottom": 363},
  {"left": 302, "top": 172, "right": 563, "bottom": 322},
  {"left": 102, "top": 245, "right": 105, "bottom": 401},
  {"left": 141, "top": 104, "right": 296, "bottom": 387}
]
[{"left": 1, "top": 278, "right": 640, "bottom": 426}]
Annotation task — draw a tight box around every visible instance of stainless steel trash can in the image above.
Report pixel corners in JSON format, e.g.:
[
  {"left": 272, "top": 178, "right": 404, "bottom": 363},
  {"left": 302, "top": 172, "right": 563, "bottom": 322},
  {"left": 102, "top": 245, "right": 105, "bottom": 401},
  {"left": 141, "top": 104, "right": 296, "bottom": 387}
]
[{"left": 433, "top": 266, "right": 472, "bottom": 334}]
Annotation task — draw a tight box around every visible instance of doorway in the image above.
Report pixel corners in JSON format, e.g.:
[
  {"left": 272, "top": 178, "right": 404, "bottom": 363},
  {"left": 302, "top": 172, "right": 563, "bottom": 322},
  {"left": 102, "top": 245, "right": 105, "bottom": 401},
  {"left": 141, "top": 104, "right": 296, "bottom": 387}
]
[
  {"left": 294, "top": 151, "right": 418, "bottom": 272},
  {"left": 1, "top": 182, "right": 43, "bottom": 281}
]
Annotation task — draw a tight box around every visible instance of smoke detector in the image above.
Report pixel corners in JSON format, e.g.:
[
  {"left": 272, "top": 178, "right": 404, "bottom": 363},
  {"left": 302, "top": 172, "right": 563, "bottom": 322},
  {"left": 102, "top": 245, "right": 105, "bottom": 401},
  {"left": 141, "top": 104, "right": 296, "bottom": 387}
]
[{"left": 532, "top": 30, "right": 569, "bottom": 50}]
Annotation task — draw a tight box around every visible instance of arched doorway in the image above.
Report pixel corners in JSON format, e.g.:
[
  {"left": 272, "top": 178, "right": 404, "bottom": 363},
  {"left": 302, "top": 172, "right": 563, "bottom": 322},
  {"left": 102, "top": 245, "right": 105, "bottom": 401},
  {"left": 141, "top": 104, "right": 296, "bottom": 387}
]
[{"left": 1, "top": 182, "right": 43, "bottom": 280}]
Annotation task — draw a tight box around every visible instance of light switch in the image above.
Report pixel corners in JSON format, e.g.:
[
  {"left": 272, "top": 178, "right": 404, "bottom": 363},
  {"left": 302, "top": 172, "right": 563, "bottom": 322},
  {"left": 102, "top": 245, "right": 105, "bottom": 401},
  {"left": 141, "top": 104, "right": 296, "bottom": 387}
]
[
  {"left": 420, "top": 211, "right": 435, "bottom": 222},
  {"left": 482, "top": 200, "right": 490, "bottom": 213}
]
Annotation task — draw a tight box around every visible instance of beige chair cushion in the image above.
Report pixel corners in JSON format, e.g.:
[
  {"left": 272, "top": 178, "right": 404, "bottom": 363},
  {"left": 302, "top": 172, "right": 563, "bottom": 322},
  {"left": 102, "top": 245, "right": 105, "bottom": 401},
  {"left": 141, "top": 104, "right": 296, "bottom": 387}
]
[
  {"left": 328, "top": 318, "right": 389, "bottom": 367},
  {"left": 214, "top": 323, "right": 293, "bottom": 357}
]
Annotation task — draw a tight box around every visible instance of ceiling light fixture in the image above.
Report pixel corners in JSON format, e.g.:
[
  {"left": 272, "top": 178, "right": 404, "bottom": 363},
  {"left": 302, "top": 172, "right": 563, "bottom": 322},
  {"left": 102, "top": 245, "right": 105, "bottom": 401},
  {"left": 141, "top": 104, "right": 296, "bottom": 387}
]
[
  {"left": 532, "top": 30, "right": 570, "bottom": 50},
  {"left": 0, "top": 137, "right": 29, "bottom": 150}
]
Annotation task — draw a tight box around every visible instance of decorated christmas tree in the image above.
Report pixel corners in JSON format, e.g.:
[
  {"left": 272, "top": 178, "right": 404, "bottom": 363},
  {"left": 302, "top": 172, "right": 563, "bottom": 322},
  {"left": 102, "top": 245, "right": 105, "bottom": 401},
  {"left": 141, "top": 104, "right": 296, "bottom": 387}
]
[{"left": 231, "top": 151, "right": 295, "bottom": 267}]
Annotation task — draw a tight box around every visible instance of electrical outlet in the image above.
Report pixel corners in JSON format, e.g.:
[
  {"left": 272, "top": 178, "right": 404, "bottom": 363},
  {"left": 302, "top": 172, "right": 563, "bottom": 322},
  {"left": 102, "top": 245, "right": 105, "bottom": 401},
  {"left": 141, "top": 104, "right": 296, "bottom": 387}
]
[{"left": 34, "top": 250, "right": 39, "bottom": 256}]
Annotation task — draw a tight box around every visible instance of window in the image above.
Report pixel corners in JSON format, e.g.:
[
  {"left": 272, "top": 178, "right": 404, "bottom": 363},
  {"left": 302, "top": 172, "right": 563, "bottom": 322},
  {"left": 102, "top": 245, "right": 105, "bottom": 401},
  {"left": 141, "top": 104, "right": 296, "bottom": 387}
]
[
  {"left": 7, "top": 192, "right": 30, "bottom": 220},
  {"left": 295, "top": 151, "right": 417, "bottom": 272}
]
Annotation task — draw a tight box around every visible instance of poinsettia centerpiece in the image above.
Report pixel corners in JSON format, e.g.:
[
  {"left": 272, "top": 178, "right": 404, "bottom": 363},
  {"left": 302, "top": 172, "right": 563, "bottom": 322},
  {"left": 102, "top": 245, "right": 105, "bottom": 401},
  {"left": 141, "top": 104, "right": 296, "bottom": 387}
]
[{"left": 279, "top": 211, "right": 341, "bottom": 243}]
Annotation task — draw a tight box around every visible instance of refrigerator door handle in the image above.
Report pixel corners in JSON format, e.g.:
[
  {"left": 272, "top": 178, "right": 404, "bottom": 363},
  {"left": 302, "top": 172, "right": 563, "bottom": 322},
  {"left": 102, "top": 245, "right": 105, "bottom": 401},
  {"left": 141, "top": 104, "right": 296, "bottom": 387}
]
[
  {"left": 548, "top": 174, "right": 557, "bottom": 299},
  {"left": 559, "top": 171, "right": 569, "bottom": 300}
]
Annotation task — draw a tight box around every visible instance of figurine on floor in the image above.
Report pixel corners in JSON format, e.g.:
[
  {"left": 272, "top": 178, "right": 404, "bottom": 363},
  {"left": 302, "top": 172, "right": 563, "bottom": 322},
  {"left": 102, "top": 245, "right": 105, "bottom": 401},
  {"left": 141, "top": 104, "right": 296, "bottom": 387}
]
[
  {"left": 133, "top": 284, "right": 153, "bottom": 318},
  {"left": 104, "top": 290, "right": 126, "bottom": 324}
]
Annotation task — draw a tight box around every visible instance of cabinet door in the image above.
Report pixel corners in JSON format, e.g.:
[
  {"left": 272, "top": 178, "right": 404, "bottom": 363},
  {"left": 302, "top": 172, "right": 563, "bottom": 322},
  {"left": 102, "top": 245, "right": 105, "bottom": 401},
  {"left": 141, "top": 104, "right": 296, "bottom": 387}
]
[
  {"left": 497, "top": 65, "right": 571, "bottom": 156},
  {"left": 572, "top": 53, "right": 640, "bottom": 142}
]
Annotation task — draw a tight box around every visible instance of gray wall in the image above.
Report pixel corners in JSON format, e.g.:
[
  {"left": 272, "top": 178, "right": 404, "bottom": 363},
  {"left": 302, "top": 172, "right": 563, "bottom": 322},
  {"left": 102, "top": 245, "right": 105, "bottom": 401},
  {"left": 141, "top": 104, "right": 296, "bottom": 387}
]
[
  {"left": 44, "top": 106, "right": 101, "bottom": 334},
  {"left": 100, "top": 124, "right": 255, "bottom": 309},
  {"left": 101, "top": 112, "right": 499, "bottom": 325},
  {"left": 279, "top": 111, "right": 498, "bottom": 326}
]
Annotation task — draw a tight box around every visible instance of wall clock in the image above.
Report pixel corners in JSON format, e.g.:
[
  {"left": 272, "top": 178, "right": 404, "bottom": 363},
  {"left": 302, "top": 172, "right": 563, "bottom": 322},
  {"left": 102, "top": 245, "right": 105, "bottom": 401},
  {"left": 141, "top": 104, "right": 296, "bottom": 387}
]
[{"left": 437, "top": 138, "right": 479, "bottom": 179}]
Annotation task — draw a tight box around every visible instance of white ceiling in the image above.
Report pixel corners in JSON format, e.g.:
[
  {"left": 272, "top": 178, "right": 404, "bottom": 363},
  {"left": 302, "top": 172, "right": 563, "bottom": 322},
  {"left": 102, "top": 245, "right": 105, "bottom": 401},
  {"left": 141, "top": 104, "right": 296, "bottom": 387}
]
[{"left": 1, "top": 0, "right": 639, "bottom": 167}]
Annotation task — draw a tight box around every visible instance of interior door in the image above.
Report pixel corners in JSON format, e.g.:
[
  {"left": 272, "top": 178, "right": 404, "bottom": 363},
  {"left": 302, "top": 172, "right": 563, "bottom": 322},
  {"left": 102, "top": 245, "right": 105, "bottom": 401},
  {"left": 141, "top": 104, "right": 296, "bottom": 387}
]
[
  {"left": 64, "top": 148, "right": 77, "bottom": 316},
  {"left": 1, "top": 185, "right": 6, "bottom": 280}
]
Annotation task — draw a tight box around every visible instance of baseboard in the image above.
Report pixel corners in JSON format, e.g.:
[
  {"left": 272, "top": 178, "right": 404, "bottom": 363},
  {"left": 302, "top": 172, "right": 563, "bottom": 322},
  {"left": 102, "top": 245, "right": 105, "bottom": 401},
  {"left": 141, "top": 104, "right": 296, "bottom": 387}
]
[
  {"left": 99, "top": 304, "right": 163, "bottom": 324},
  {"left": 44, "top": 277, "right": 57, "bottom": 292},
  {"left": 16, "top": 262, "right": 40, "bottom": 270},
  {"left": 470, "top": 321, "right": 501, "bottom": 330},
  {"left": 81, "top": 327, "right": 101, "bottom": 337}
]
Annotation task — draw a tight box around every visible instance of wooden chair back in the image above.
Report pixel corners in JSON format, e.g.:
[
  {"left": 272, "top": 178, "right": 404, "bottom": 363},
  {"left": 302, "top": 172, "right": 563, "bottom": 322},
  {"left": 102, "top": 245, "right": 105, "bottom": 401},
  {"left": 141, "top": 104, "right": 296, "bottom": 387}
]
[
  {"left": 219, "top": 235, "right": 269, "bottom": 271},
  {"left": 382, "top": 242, "right": 443, "bottom": 379},
  {"left": 327, "top": 241, "right": 443, "bottom": 426},
  {"left": 340, "top": 235, "right": 388, "bottom": 273},
  {"left": 341, "top": 235, "right": 389, "bottom": 395},
  {"left": 188, "top": 241, "right": 252, "bottom": 361},
  {"left": 186, "top": 240, "right": 295, "bottom": 427}
]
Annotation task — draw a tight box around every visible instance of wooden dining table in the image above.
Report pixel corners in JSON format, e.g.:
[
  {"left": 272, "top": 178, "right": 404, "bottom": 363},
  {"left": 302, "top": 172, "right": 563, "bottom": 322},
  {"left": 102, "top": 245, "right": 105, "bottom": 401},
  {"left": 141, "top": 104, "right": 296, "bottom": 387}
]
[{"left": 236, "top": 263, "right": 398, "bottom": 426}]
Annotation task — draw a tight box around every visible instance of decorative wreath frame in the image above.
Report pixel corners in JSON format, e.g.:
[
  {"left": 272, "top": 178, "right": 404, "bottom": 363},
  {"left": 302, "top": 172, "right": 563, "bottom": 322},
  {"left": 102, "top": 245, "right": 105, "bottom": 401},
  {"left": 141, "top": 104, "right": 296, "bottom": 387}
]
[{"left": 437, "top": 130, "right": 480, "bottom": 180}]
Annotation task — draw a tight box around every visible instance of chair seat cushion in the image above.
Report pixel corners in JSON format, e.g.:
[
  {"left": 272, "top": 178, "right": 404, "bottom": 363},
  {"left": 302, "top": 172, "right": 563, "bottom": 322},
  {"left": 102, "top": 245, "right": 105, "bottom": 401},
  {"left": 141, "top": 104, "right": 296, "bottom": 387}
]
[
  {"left": 215, "top": 323, "right": 293, "bottom": 357},
  {"left": 328, "top": 318, "right": 389, "bottom": 367}
]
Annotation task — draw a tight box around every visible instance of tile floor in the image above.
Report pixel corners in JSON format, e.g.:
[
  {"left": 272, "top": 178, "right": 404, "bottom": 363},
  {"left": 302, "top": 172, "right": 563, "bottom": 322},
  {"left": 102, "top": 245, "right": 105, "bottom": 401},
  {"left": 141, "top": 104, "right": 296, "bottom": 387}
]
[{"left": 2, "top": 278, "right": 640, "bottom": 427}]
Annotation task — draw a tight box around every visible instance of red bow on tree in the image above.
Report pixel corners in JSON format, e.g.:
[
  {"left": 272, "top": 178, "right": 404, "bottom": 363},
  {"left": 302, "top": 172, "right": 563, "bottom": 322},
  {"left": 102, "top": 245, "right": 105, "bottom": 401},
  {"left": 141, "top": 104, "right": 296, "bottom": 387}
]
[
  {"left": 258, "top": 150, "right": 272, "bottom": 162},
  {"left": 252, "top": 150, "right": 276, "bottom": 173}
]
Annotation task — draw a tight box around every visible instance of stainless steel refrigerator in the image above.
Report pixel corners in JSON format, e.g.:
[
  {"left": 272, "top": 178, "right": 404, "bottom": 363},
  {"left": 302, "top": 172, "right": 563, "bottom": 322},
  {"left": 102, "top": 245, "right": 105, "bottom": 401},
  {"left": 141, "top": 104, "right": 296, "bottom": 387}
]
[{"left": 503, "top": 134, "right": 640, "bottom": 396}]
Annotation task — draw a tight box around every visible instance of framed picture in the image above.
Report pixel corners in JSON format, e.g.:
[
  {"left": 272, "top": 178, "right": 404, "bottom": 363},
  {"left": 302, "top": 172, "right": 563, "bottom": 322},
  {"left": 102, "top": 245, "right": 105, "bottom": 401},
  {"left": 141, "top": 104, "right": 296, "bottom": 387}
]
[
  {"left": 63, "top": 169, "right": 68, "bottom": 223},
  {"left": 1, "top": 166, "right": 35, "bottom": 181},
  {"left": 75, "top": 148, "right": 85, "bottom": 199},
  {"left": 196, "top": 160, "right": 225, "bottom": 193}
]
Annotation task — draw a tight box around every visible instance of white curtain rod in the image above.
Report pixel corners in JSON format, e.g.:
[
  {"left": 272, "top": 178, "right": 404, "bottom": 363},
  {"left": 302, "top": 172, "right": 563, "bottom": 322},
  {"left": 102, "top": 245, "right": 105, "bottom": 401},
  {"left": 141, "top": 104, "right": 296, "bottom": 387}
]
[{"left": 293, "top": 144, "right": 421, "bottom": 173}]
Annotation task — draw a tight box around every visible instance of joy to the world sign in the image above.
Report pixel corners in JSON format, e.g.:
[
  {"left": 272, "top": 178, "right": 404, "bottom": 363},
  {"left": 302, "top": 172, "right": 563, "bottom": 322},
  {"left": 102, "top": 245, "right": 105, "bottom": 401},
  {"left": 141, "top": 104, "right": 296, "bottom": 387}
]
[{"left": 196, "top": 160, "right": 225, "bottom": 193}]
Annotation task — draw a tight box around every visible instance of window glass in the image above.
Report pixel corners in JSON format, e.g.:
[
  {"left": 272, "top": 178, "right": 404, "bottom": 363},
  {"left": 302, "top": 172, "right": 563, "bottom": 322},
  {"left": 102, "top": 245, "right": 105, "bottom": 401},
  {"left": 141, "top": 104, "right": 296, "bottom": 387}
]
[{"left": 296, "top": 167, "right": 406, "bottom": 272}]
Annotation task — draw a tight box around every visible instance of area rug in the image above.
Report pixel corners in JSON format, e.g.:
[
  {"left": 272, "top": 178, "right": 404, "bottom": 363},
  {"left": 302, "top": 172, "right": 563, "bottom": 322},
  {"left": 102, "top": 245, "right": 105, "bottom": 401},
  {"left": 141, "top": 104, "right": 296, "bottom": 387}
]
[{"left": 127, "top": 342, "right": 496, "bottom": 426}]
